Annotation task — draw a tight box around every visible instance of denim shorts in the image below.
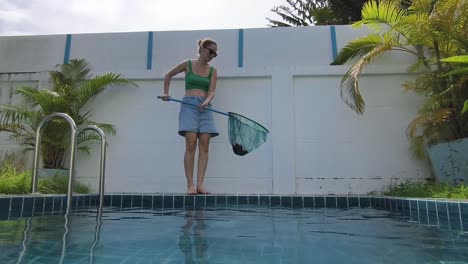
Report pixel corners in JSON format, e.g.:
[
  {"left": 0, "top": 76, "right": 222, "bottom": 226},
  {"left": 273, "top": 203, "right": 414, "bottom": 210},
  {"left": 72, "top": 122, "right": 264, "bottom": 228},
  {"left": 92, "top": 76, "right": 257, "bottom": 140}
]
[{"left": 178, "top": 96, "right": 219, "bottom": 137}]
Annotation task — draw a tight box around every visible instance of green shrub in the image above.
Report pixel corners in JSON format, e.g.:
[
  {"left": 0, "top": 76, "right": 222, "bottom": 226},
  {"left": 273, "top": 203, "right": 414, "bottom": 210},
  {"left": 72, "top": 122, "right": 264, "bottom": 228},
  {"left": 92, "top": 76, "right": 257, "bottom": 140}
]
[
  {"left": 38, "top": 175, "right": 90, "bottom": 194},
  {"left": 0, "top": 161, "right": 31, "bottom": 194},
  {"left": 385, "top": 180, "right": 468, "bottom": 199},
  {"left": 0, "top": 159, "right": 90, "bottom": 194}
]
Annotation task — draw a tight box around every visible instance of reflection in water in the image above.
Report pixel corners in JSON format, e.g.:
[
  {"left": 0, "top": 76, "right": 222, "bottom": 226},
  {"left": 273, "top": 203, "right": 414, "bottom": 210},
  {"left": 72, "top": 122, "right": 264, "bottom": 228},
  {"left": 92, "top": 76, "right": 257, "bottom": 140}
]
[
  {"left": 62, "top": 209, "right": 104, "bottom": 264},
  {"left": 16, "top": 217, "right": 31, "bottom": 264},
  {"left": 4, "top": 207, "right": 467, "bottom": 263},
  {"left": 89, "top": 208, "right": 103, "bottom": 264},
  {"left": 178, "top": 210, "right": 208, "bottom": 264},
  {"left": 10, "top": 209, "right": 104, "bottom": 264},
  {"left": 59, "top": 212, "right": 70, "bottom": 264}
]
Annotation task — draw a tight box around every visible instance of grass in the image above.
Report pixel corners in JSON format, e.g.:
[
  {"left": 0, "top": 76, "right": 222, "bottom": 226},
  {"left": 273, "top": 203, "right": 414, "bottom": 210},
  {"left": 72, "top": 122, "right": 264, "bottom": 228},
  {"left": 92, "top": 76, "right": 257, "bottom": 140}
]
[
  {"left": 384, "top": 180, "right": 468, "bottom": 199},
  {"left": 0, "top": 157, "right": 90, "bottom": 195},
  {"left": 0, "top": 161, "right": 30, "bottom": 194}
]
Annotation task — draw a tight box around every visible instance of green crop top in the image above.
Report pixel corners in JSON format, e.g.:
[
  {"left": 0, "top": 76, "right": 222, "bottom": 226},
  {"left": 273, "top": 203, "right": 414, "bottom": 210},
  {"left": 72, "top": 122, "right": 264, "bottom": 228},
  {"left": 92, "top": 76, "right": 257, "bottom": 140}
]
[{"left": 185, "top": 60, "right": 213, "bottom": 92}]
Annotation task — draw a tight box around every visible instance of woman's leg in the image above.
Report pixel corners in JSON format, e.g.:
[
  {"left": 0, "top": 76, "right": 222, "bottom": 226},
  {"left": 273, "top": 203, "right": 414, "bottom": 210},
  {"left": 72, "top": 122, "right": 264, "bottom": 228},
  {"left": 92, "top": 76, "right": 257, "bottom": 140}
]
[
  {"left": 196, "top": 133, "right": 211, "bottom": 194},
  {"left": 184, "top": 132, "right": 198, "bottom": 195}
]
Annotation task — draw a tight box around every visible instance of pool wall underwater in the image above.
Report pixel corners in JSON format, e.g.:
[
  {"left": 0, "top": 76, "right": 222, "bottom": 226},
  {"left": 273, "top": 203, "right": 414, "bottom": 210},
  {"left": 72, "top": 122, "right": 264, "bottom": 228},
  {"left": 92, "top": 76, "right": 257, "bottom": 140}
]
[{"left": 0, "top": 194, "right": 467, "bottom": 232}]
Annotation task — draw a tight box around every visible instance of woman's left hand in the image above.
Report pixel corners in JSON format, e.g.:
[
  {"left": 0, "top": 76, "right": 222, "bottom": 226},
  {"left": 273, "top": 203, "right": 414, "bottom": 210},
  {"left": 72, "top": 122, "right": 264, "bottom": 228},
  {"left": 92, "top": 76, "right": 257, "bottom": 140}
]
[{"left": 199, "top": 101, "right": 209, "bottom": 110}]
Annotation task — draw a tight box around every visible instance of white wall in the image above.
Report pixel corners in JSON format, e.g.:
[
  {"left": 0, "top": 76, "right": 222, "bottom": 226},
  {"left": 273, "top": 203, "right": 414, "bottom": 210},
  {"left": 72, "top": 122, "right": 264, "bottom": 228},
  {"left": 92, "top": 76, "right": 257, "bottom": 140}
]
[{"left": 0, "top": 26, "right": 431, "bottom": 195}]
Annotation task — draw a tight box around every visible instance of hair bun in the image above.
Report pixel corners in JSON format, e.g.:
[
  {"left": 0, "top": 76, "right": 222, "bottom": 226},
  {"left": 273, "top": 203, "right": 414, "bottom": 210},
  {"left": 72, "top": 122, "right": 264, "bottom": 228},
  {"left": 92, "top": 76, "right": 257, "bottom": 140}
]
[{"left": 197, "top": 38, "right": 217, "bottom": 48}]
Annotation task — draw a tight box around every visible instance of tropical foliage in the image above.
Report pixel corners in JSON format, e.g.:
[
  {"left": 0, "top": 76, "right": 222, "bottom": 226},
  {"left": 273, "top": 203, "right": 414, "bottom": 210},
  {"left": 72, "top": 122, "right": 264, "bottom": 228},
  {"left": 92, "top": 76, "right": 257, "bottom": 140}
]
[
  {"left": 441, "top": 55, "right": 468, "bottom": 115},
  {"left": 267, "top": 0, "right": 368, "bottom": 26},
  {"left": 0, "top": 156, "right": 89, "bottom": 194},
  {"left": 0, "top": 59, "right": 136, "bottom": 169},
  {"left": 331, "top": 0, "right": 468, "bottom": 159},
  {"left": 384, "top": 179, "right": 468, "bottom": 199}
]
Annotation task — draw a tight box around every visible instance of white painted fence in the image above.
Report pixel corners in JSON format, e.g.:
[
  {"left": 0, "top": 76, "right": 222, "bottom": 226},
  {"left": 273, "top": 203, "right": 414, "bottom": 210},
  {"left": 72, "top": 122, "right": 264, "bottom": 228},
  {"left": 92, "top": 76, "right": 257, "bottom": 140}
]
[{"left": 0, "top": 25, "right": 430, "bottom": 194}]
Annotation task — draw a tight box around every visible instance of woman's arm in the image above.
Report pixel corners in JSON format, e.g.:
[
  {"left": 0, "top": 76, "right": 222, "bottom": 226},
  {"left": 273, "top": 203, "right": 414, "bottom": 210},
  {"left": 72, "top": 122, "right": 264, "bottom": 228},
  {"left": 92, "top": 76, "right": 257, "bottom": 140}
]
[{"left": 161, "top": 60, "right": 188, "bottom": 100}]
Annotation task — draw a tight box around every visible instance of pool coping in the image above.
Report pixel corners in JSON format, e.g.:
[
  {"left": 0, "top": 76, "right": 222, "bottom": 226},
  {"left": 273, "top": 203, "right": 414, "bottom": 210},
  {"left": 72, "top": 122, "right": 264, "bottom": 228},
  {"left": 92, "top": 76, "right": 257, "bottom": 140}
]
[{"left": 0, "top": 193, "right": 467, "bottom": 232}]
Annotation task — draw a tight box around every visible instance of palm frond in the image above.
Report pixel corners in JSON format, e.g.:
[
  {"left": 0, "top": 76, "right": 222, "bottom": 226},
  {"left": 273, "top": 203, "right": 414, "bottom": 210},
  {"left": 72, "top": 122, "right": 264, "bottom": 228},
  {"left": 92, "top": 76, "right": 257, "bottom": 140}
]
[
  {"left": 75, "top": 73, "right": 136, "bottom": 110},
  {"left": 402, "top": 80, "right": 421, "bottom": 93},
  {"left": 13, "top": 87, "right": 42, "bottom": 107},
  {"left": 395, "top": 13, "right": 433, "bottom": 46},
  {"left": 266, "top": 18, "right": 294, "bottom": 27},
  {"left": 339, "top": 43, "right": 394, "bottom": 114},
  {"left": 402, "top": 72, "right": 445, "bottom": 95},
  {"left": 354, "top": 0, "right": 407, "bottom": 28},
  {"left": 331, "top": 34, "right": 386, "bottom": 65},
  {"left": 77, "top": 131, "right": 102, "bottom": 145},
  {"left": 9, "top": 132, "right": 35, "bottom": 147},
  {"left": 408, "top": 135, "right": 427, "bottom": 160},
  {"left": 51, "top": 59, "right": 92, "bottom": 89},
  {"left": 268, "top": 5, "right": 310, "bottom": 27},
  {"left": 406, "top": 108, "right": 453, "bottom": 138},
  {"left": 408, "top": 0, "right": 434, "bottom": 13},
  {"left": 0, "top": 121, "right": 35, "bottom": 148},
  {"left": 0, "top": 105, "right": 39, "bottom": 125},
  {"left": 0, "top": 123, "right": 26, "bottom": 134},
  {"left": 81, "top": 121, "right": 116, "bottom": 136},
  {"left": 77, "top": 145, "right": 91, "bottom": 155},
  {"left": 406, "top": 59, "right": 428, "bottom": 72},
  {"left": 15, "top": 87, "right": 71, "bottom": 113}
]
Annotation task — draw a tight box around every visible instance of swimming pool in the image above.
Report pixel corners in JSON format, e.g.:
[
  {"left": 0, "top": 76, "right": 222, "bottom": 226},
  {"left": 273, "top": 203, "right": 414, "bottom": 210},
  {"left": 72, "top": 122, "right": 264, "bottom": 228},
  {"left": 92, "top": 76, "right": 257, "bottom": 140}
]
[{"left": 1, "top": 196, "right": 467, "bottom": 264}]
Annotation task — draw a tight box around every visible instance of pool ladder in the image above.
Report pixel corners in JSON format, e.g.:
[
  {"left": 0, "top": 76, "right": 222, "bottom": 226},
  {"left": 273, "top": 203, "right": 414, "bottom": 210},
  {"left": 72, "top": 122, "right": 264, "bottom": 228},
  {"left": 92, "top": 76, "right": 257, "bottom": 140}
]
[{"left": 31, "top": 113, "right": 107, "bottom": 213}]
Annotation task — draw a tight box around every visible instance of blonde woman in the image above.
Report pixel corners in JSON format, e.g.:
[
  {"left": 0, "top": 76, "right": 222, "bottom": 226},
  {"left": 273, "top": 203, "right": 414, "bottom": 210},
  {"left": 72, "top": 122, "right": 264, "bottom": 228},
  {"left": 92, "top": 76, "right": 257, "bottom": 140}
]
[{"left": 161, "top": 38, "right": 219, "bottom": 195}]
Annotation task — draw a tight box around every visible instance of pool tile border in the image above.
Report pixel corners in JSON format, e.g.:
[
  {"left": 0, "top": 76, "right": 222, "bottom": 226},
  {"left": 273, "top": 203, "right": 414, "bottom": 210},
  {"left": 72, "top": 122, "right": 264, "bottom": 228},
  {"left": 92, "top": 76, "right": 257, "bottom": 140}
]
[{"left": 0, "top": 194, "right": 466, "bottom": 231}]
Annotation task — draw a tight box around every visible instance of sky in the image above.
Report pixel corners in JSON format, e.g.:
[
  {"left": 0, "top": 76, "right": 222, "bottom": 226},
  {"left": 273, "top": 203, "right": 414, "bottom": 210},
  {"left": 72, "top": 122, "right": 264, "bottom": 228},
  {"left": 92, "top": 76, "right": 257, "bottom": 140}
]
[{"left": 0, "top": 0, "right": 288, "bottom": 36}]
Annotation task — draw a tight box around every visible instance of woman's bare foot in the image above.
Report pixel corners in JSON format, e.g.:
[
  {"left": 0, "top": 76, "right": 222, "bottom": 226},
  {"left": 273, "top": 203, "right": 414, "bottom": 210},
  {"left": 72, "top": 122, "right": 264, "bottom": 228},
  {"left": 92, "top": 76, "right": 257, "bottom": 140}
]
[
  {"left": 187, "top": 185, "right": 197, "bottom": 195},
  {"left": 197, "top": 185, "right": 210, "bottom": 194}
]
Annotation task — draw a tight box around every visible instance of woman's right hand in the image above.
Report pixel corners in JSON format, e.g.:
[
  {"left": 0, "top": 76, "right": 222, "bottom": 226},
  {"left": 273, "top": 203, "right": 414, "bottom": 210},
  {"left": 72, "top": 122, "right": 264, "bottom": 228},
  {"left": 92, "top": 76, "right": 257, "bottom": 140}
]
[{"left": 160, "top": 94, "right": 170, "bottom": 101}]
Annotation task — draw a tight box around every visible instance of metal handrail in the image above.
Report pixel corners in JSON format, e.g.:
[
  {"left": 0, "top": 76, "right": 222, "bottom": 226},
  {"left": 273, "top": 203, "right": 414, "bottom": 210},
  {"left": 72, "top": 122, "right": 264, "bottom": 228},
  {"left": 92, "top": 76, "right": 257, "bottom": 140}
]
[
  {"left": 31, "top": 113, "right": 77, "bottom": 212},
  {"left": 77, "top": 125, "right": 107, "bottom": 210}
]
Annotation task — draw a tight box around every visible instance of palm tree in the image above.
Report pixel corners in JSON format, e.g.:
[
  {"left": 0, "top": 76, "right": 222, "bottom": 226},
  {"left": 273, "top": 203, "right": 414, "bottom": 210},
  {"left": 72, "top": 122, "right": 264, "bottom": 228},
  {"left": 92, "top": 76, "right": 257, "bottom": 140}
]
[
  {"left": 0, "top": 59, "right": 136, "bottom": 169},
  {"left": 266, "top": 0, "right": 368, "bottom": 26},
  {"left": 267, "top": 0, "right": 332, "bottom": 26},
  {"left": 331, "top": 0, "right": 468, "bottom": 159}
]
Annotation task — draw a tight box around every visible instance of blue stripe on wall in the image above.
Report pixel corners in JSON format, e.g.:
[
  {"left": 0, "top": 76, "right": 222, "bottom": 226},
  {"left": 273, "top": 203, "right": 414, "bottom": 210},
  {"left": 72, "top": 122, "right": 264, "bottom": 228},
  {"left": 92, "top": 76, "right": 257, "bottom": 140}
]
[
  {"left": 147, "top": 31, "right": 154, "bottom": 70},
  {"left": 63, "top": 34, "right": 72, "bottom": 64},
  {"left": 330, "top": 26, "right": 337, "bottom": 61},
  {"left": 238, "top": 29, "right": 244, "bottom": 68}
]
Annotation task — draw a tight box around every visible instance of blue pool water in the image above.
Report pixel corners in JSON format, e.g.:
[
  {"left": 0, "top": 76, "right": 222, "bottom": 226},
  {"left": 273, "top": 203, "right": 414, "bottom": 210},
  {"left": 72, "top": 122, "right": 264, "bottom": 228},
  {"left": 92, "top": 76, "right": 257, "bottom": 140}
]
[{"left": 0, "top": 207, "right": 467, "bottom": 264}]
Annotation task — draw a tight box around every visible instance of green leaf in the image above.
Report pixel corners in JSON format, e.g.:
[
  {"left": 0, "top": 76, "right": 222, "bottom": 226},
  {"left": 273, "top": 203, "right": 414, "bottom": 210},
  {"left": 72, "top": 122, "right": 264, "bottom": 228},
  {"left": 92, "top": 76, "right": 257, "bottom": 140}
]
[
  {"left": 462, "top": 100, "right": 468, "bottom": 115},
  {"left": 442, "top": 68, "right": 468, "bottom": 76},
  {"left": 441, "top": 55, "right": 468, "bottom": 64}
]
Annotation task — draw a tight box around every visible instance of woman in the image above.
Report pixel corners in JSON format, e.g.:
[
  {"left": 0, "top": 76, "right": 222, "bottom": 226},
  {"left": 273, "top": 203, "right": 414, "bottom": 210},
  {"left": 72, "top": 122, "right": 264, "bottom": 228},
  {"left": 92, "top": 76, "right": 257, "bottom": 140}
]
[{"left": 161, "top": 38, "right": 219, "bottom": 195}]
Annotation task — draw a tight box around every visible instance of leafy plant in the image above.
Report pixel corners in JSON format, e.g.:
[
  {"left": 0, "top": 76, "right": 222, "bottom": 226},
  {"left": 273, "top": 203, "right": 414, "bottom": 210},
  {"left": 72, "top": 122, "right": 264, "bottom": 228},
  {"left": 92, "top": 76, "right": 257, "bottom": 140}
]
[
  {"left": 0, "top": 157, "right": 30, "bottom": 194},
  {"left": 0, "top": 59, "right": 136, "bottom": 169},
  {"left": 0, "top": 158, "right": 89, "bottom": 194},
  {"left": 331, "top": 0, "right": 468, "bottom": 160},
  {"left": 385, "top": 180, "right": 468, "bottom": 199},
  {"left": 441, "top": 55, "right": 468, "bottom": 115},
  {"left": 38, "top": 174, "right": 90, "bottom": 194}
]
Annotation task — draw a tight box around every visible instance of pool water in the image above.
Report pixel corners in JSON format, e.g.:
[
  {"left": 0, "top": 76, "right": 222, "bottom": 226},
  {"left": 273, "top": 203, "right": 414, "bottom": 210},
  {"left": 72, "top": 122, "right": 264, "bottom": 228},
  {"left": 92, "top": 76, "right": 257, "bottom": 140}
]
[{"left": 0, "top": 207, "right": 467, "bottom": 264}]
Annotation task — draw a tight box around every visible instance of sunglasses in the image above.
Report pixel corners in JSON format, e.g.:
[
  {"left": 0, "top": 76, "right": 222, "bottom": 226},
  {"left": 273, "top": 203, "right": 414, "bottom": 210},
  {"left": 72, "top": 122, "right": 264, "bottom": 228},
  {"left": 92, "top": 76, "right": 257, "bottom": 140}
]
[{"left": 203, "top": 45, "right": 217, "bottom": 57}]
